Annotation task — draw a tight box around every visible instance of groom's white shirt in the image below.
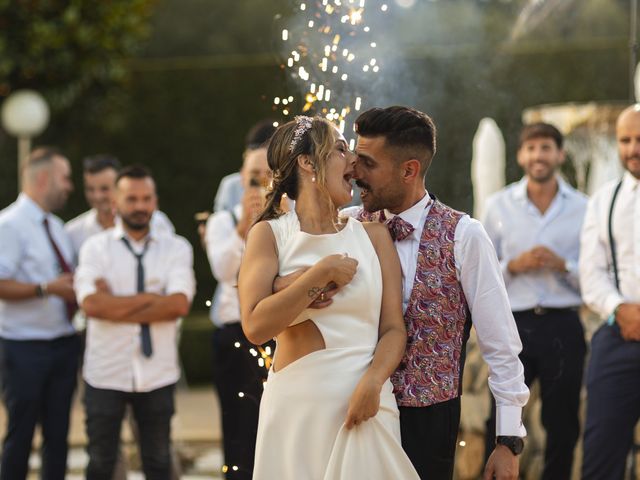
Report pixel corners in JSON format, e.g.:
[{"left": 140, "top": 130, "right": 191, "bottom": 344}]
[{"left": 342, "top": 191, "right": 529, "bottom": 437}]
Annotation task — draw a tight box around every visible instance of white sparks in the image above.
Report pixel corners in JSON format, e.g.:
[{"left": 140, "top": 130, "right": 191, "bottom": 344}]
[
  {"left": 355, "top": 97, "right": 362, "bottom": 110},
  {"left": 238, "top": 392, "right": 245, "bottom": 398},
  {"left": 274, "top": 97, "right": 281, "bottom": 105},
  {"left": 325, "top": 89, "right": 332, "bottom": 101},
  {"left": 308, "top": 20, "right": 314, "bottom": 27},
  {"left": 282, "top": 29, "right": 289, "bottom": 41},
  {"left": 381, "top": 4, "right": 388, "bottom": 11},
  {"left": 272, "top": 121, "right": 279, "bottom": 127},
  {"left": 349, "top": 138, "right": 356, "bottom": 150},
  {"left": 341, "top": 73, "right": 348, "bottom": 81},
  {"left": 300, "top": 2, "right": 306, "bottom": 10},
  {"left": 234, "top": 342, "right": 241, "bottom": 348},
  {"left": 205, "top": 300, "right": 211, "bottom": 307}
]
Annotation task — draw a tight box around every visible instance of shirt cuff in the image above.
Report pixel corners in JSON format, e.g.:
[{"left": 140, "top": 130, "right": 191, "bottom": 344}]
[
  {"left": 75, "top": 284, "right": 97, "bottom": 306},
  {"left": 604, "top": 294, "right": 625, "bottom": 320},
  {"left": 496, "top": 405, "right": 527, "bottom": 437}
]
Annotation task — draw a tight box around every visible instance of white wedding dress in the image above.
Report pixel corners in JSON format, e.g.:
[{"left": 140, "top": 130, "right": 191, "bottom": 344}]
[{"left": 253, "top": 211, "right": 419, "bottom": 480}]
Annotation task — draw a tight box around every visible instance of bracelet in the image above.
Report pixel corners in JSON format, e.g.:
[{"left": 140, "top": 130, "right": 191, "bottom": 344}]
[
  {"left": 35, "top": 283, "right": 48, "bottom": 298},
  {"left": 607, "top": 305, "right": 621, "bottom": 326}
]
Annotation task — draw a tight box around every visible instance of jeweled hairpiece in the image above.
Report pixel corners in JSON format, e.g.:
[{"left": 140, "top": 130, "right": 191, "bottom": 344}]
[{"left": 289, "top": 116, "right": 313, "bottom": 153}]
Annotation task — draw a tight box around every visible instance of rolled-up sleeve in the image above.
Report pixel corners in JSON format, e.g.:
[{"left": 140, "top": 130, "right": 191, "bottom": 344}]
[
  {"left": 75, "top": 236, "right": 104, "bottom": 305},
  {"left": 456, "top": 217, "right": 529, "bottom": 437},
  {"left": 166, "top": 237, "right": 196, "bottom": 302},
  {"left": 205, "top": 211, "right": 244, "bottom": 284},
  {"left": 0, "top": 224, "right": 22, "bottom": 279}
]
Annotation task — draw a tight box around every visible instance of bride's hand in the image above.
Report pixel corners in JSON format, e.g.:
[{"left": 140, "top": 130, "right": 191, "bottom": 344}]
[{"left": 344, "top": 374, "right": 382, "bottom": 429}]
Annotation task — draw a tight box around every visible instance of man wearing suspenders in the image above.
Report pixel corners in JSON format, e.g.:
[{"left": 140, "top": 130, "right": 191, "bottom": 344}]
[{"left": 579, "top": 105, "right": 640, "bottom": 479}]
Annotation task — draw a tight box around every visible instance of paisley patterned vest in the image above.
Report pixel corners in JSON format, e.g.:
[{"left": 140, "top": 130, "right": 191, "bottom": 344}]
[{"left": 358, "top": 198, "right": 472, "bottom": 407}]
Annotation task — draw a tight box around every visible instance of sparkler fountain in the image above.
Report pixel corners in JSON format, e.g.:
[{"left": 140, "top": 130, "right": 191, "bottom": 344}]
[{"left": 273, "top": 0, "right": 390, "bottom": 149}]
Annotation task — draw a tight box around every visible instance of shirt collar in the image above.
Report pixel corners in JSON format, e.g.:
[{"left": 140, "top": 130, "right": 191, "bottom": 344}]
[
  {"left": 16, "top": 192, "right": 48, "bottom": 224},
  {"left": 112, "top": 222, "right": 154, "bottom": 245},
  {"left": 513, "top": 175, "right": 571, "bottom": 202},
  {"left": 384, "top": 190, "right": 430, "bottom": 229}
]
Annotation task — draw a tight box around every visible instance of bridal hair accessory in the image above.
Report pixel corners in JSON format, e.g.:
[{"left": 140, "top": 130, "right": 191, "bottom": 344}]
[{"left": 289, "top": 116, "right": 314, "bottom": 153}]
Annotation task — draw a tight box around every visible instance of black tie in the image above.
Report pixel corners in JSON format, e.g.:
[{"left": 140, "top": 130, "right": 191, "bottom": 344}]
[{"left": 121, "top": 237, "right": 153, "bottom": 357}]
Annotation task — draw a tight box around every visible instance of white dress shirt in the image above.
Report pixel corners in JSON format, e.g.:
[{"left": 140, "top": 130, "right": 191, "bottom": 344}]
[
  {"left": 75, "top": 225, "right": 195, "bottom": 392},
  {"left": 205, "top": 205, "right": 243, "bottom": 325},
  {"left": 580, "top": 171, "right": 640, "bottom": 318},
  {"left": 343, "top": 192, "right": 529, "bottom": 436},
  {"left": 0, "top": 193, "right": 76, "bottom": 340},
  {"left": 65, "top": 208, "right": 175, "bottom": 257},
  {"left": 482, "top": 176, "right": 587, "bottom": 311}
]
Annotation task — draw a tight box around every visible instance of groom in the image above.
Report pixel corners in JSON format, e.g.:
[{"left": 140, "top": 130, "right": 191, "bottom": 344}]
[{"left": 346, "top": 106, "right": 529, "bottom": 480}]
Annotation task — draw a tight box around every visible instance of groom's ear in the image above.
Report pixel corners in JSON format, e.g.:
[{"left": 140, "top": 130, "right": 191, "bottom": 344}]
[
  {"left": 401, "top": 159, "right": 421, "bottom": 182},
  {"left": 297, "top": 154, "right": 315, "bottom": 174}
]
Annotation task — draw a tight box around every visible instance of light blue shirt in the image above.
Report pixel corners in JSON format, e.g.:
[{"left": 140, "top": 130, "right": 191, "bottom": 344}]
[
  {"left": 482, "top": 176, "right": 587, "bottom": 311},
  {"left": 0, "top": 193, "right": 76, "bottom": 340},
  {"left": 213, "top": 172, "right": 243, "bottom": 213}
]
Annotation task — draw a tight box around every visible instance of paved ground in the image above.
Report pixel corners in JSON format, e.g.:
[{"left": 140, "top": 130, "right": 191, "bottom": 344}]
[{"left": 0, "top": 385, "right": 225, "bottom": 478}]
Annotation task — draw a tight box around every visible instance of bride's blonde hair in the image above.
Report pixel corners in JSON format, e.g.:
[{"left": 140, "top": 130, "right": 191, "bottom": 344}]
[{"left": 255, "top": 116, "right": 338, "bottom": 223}]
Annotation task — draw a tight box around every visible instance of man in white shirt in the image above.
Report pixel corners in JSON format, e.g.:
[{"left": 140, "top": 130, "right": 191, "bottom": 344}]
[
  {"left": 349, "top": 106, "right": 529, "bottom": 480},
  {"left": 482, "top": 123, "right": 587, "bottom": 480},
  {"left": 0, "top": 147, "right": 80, "bottom": 479},
  {"left": 75, "top": 165, "right": 195, "bottom": 480},
  {"left": 205, "top": 146, "right": 273, "bottom": 479},
  {"left": 66, "top": 154, "right": 174, "bottom": 258},
  {"left": 579, "top": 105, "right": 640, "bottom": 480}
]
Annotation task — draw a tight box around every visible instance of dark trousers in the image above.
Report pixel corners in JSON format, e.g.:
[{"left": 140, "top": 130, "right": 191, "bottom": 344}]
[
  {"left": 84, "top": 382, "right": 175, "bottom": 480},
  {"left": 485, "top": 308, "right": 586, "bottom": 480},
  {"left": 211, "top": 323, "right": 270, "bottom": 480},
  {"left": 582, "top": 324, "right": 640, "bottom": 480},
  {"left": 0, "top": 334, "right": 80, "bottom": 480},
  {"left": 400, "top": 397, "right": 461, "bottom": 480}
]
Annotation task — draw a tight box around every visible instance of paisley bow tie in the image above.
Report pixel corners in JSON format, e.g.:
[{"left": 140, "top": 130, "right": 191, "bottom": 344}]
[{"left": 385, "top": 216, "right": 415, "bottom": 242}]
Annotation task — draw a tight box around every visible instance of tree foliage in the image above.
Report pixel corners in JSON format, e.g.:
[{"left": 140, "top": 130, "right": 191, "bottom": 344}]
[{"left": 0, "top": 0, "right": 157, "bottom": 111}]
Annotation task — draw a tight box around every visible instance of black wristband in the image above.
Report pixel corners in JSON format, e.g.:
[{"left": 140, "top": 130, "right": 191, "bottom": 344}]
[{"left": 35, "top": 283, "right": 48, "bottom": 298}]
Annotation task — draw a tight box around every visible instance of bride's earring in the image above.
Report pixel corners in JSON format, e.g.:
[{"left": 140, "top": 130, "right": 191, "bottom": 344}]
[{"left": 311, "top": 175, "right": 316, "bottom": 183}]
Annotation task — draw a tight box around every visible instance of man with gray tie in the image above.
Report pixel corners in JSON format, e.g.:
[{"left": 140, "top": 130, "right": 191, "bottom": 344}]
[
  {"left": 75, "top": 165, "right": 195, "bottom": 479},
  {"left": 482, "top": 123, "right": 587, "bottom": 480},
  {"left": 0, "top": 147, "right": 80, "bottom": 479},
  {"left": 580, "top": 105, "right": 640, "bottom": 480}
]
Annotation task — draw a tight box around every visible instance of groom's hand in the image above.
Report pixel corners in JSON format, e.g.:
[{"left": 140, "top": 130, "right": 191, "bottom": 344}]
[
  {"left": 272, "top": 268, "right": 337, "bottom": 308},
  {"left": 483, "top": 445, "right": 519, "bottom": 480}
]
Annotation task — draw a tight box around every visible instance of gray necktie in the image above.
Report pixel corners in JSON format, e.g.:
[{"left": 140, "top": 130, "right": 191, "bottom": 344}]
[{"left": 121, "top": 237, "right": 153, "bottom": 357}]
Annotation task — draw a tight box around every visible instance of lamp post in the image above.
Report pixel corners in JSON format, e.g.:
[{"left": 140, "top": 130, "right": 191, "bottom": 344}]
[{"left": 1, "top": 90, "right": 50, "bottom": 186}]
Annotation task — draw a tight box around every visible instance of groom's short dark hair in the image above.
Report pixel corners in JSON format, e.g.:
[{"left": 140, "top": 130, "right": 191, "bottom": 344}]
[{"left": 355, "top": 106, "right": 437, "bottom": 176}]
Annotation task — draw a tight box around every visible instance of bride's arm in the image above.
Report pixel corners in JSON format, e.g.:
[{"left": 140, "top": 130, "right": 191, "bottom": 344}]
[
  {"left": 345, "top": 222, "right": 406, "bottom": 428},
  {"left": 239, "top": 221, "right": 357, "bottom": 345}
]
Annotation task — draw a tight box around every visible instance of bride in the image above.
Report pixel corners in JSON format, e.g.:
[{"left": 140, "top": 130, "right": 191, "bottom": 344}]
[{"left": 238, "top": 115, "right": 419, "bottom": 479}]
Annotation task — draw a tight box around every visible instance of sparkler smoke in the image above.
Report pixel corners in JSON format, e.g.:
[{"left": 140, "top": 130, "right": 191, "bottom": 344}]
[{"left": 273, "top": 0, "right": 403, "bottom": 148}]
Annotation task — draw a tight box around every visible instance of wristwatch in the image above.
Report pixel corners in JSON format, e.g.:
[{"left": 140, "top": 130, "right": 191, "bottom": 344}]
[
  {"left": 496, "top": 436, "right": 524, "bottom": 456},
  {"left": 35, "top": 283, "right": 48, "bottom": 298}
]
